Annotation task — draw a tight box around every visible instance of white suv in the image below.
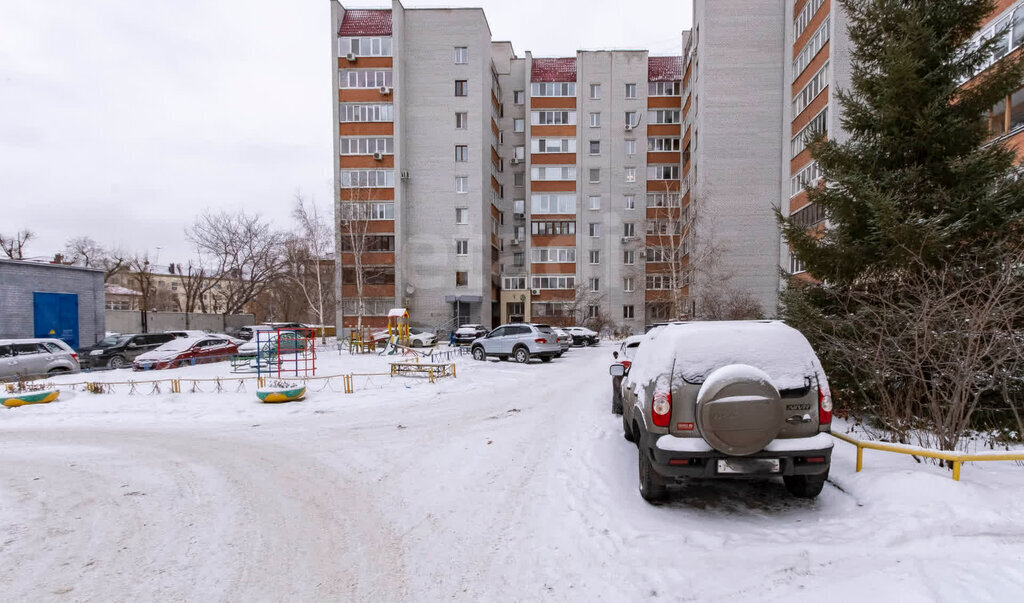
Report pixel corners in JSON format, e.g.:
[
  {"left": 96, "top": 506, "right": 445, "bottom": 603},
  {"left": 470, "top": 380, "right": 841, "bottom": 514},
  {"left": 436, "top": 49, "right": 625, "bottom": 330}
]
[{"left": 470, "top": 324, "right": 562, "bottom": 363}]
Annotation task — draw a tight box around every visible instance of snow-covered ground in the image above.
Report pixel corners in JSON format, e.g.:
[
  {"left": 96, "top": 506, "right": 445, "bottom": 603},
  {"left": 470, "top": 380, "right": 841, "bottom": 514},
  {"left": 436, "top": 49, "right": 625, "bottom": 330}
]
[{"left": 2, "top": 345, "right": 1023, "bottom": 601}]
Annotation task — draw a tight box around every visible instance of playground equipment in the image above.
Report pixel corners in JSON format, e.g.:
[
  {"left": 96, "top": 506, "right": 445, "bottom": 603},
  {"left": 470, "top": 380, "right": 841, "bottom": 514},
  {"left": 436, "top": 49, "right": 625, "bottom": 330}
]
[
  {"left": 256, "top": 327, "right": 316, "bottom": 380},
  {"left": 387, "top": 308, "right": 410, "bottom": 347},
  {"left": 256, "top": 382, "right": 307, "bottom": 403},
  {"left": 2, "top": 387, "right": 60, "bottom": 407},
  {"left": 348, "top": 326, "right": 380, "bottom": 354}
]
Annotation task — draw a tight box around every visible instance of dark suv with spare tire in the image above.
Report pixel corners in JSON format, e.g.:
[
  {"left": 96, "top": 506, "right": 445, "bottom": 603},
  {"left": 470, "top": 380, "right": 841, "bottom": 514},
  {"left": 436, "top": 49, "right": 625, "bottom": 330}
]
[{"left": 612, "top": 320, "right": 833, "bottom": 502}]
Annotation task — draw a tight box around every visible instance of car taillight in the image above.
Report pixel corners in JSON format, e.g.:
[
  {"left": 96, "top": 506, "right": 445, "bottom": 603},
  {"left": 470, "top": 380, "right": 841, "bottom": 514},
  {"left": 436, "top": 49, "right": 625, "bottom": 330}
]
[
  {"left": 70, "top": 353, "right": 79, "bottom": 361},
  {"left": 621, "top": 360, "right": 632, "bottom": 369},
  {"left": 652, "top": 390, "right": 672, "bottom": 427},
  {"left": 535, "top": 338, "right": 547, "bottom": 344},
  {"left": 818, "top": 382, "right": 832, "bottom": 425}
]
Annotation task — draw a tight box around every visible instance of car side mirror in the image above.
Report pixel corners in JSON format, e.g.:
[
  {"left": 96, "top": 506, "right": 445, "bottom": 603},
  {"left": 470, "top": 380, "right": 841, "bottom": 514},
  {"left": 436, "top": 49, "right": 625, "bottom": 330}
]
[
  {"left": 609, "top": 364, "right": 626, "bottom": 377},
  {"left": 612, "top": 351, "right": 619, "bottom": 359}
]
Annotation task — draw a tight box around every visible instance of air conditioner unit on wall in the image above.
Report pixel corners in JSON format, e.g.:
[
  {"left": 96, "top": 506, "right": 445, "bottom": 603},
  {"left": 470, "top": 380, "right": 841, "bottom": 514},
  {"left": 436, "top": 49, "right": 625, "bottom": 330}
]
[
  {"left": 531, "top": 288, "right": 541, "bottom": 296},
  {"left": 510, "top": 239, "right": 520, "bottom": 246},
  {"left": 373, "top": 152, "right": 384, "bottom": 161},
  {"left": 510, "top": 158, "right": 521, "bottom": 165},
  {"left": 380, "top": 86, "right": 392, "bottom": 95},
  {"left": 345, "top": 53, "right": 357, "bottom": 62}
]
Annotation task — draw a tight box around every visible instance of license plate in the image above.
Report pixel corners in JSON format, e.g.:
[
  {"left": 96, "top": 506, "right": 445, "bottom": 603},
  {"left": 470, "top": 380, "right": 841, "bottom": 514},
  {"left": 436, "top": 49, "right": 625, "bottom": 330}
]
[{"left": 717, "top": 458, "right": 780, "bottom": 474}]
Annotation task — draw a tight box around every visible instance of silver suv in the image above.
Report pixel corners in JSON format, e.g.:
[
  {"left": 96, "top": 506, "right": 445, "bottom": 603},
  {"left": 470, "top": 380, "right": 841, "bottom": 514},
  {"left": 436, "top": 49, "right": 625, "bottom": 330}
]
[
  {"left": 470, "top": 323, "right": 562, "bottom": 363},
  {"left": 613, "top": 321, "right": 833, "bottom": 502},
  {"left": 0, "top": 338, "right": 81, "bottom": 381}
]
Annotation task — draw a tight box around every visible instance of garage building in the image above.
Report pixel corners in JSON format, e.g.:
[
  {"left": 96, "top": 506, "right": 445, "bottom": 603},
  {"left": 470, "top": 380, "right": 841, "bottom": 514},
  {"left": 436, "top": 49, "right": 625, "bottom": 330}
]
[{"left": 0, "top": 259, "right": 105, "bottom": 349}]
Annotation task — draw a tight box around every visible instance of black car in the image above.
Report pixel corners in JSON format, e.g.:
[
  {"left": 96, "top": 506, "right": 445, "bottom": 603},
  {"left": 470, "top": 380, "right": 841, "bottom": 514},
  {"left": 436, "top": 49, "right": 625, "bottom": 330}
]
[
  {"left": 79, "top": 333, "right": 176, "bottom": 369},
  {"left": 453, "top": 324, "right": 489, "bottom": 345}
]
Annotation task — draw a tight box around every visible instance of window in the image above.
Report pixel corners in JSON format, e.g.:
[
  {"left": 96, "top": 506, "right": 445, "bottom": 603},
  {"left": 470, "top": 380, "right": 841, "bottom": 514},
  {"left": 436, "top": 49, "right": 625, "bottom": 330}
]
[
  {"left": 339, "top": 69, "right": 393, "bottom": 88},
  {"left": 531, "top": 247, "right": 576, "bottom": 262},
  {"left": 647, "top": 137, "right": 681, "bottom": 151},
  {"left": 589, "top": 250, "right": 601, "bottom": 264},
  {"left": 793, "top": 0, "right": 826, "bottom": 40},
  {"left": 531, "top": 275, "right": 576, "bottom": 290},
  {"left": 793, "top": 62, "right": 829, "bottom": 116},
  {"left": 513, "top": 90, "right": 525, "bottom": 105},
  {"left": 506, "top": 302, "right": 525, "bottom": 317},
  {"left": 339, "top": 103, "right": 394, "bottom": 122},
  {"left": 589, "top": 168, "right": 600, "bottom": 183},
  {"left": 503, "top": 276, "right": 527, "bottom": 290},
  {"left": 455, "top": 80, "right": 468, "bottom": 96},
  {"left": 791, "top": 201, "right": 826, "bottom": 228},
  {"left": 625, "top": 83, "right": 637, "bottom": 98},
  {"left": 513, "top": 118, "right": 525, "bottom": 132},
  {"left": 454, "top": 46, "right": 468, "bottom": 64},
  {"left": 589, "top": 223, "right": 601, "bottom": 237},
  {"left": 588, "top": 195, "right": 601, "bottom": 210},
  {"left": 647, "top": 192, "right": 681, "bottom": 207},
  {"left": 623, "top": 222, "right": 635, "bottom": 237},
  {"left": 340, "top": 137, "right": 395, "bottom": 155},
  {"left": 590, "top": 112, "right": 601, "bottom": 127},
  {"left": 499, "top": 131, "right": 504, "bottom": 145},
  {"left": 648, "top": 110, "right": 681, "bottom": 124},
  {"left": 456, "top": 176, "right": 468, "bottom": 193},
  {"left": 586, "top": 305, "right": 600, "bottom": 319},
  {"left": 456, "top": 112, "right": 468, "bottom": 129},
  {"left": 342, "top": 267, "right": 395, "bottom": 285},
  {"left": 648, "top": 165, "right": 680, "bottom": 180},
  {"left": 341, "top": 36, "right": 394, "bottom": 57},
  {"left": 648, "top": 81, "right": 681, "bottom": 96},
  {"left": 623, "top": 277, "right": 634, "bottom": 292},
  {"left": 341, "top": 169, "right": 395, "bottom": 188},
  {"left": 340, "top": 234, "right": 395, "bottom": 252},
  {"left": 531, "top": 138, "right": 577, "bottom": 153},
  {"left": 625, "top": 111, "right": 638, "bottom": 127},
  {"left": 623, "top": 305, "right": 635, "bottom": 319},
  {"left": 791, "top": 161, "right": 823, "bottom": 197},
  {"left": 531, "top": 220, "right": 576, "bottom": 235},
  {"left": 339, "top": 202, "right": 395, "bottom": 220},
  {"left": 646, "top": 220, "right": 681, "bottom": 235},
  {"left": 531, "top": 166, "right": 577, "bottom": 181},
  {"left": 455, "top": 145, "right": 468, "bottom": 162},
  {"left": 790, "top": 254, "right": 807, "bottom": 275},
  {"left": 793, "top": 18, "right": 830, "bottom": 80},
  {"left": 512, "top": 199, "right": 526, "bottom": 215},
  {"left": 590, "top": 83, "right": 601, "bottom": 99},
  {"left": 646, "top": 274, "right": 674, "bottom": 290},
  {"left": 625, "top": 139, "right": 636, "bottom": 155},
  {"left": 514, "top": 172, "right": 525, "bottom": 186},
  {"left": 454, "top": 240, "right": 469, "bottom": 255},
  {"left": 625, "top": 168, "right": 636, "bottom": 182},
  {"left": 589, "top": 277, "right": 600, "bottom": 292},
  {"left": 531, "top": 82, "right": 576, "bottom": 97},
  {"left": 623, "top": 250, "right": 636, "bottom": 264},
  {"left": 456, "top": 271, "right": 469, "bottom": 287},
  {"left": 624, "top": 194, "right": 636, "bottom": 209},
  {"left": 589, "top": 140, "right": 601, "bottom": 154},
  {"left": 532, "top": 111, "right": 577, "bottom": 125},
  {"left": 791, "top": 106, "right": 828, "bottom": 158},
  {"left": 456, "top": 208, "right": 469, "bottom": 224},
  {"left": 530, "top": 194, "right": 575, "bottom": 214}
]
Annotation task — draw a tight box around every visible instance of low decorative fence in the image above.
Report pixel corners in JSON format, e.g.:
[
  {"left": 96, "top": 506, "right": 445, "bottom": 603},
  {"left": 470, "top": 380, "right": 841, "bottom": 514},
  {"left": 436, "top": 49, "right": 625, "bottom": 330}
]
[{"left": 831, "top": 431, "right": 1024, "bottom": 481}]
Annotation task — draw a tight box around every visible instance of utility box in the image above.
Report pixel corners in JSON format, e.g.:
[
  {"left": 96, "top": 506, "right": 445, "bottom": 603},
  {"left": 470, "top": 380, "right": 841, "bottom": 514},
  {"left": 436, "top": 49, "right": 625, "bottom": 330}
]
[{"left": 0, "top": 259, "right": 105, "bottom": 349}]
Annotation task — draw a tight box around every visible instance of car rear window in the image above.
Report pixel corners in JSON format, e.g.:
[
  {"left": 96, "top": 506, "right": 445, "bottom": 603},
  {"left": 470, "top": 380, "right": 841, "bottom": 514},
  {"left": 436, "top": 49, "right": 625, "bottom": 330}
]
[
  {"left": 43, "top": 342, "right": 64, "bottom": 353},
  {"left": 534, "top": 326, "right": 554, "bottom": 335}
]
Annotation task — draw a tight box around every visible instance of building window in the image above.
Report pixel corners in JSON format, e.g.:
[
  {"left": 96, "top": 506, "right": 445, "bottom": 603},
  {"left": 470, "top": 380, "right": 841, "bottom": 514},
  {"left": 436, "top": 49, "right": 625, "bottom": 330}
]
[
  {"left": 339, "top": 69, "right": 394, "bottom": 89},
  {"left": 791, "top": 161, "right": 823, "bottom": 197},
  {"left": 339, "top": 201, "right": 395, "bottom": 220},
  {"left": 589, "top": 168, "right": 600, "bottom": 183},
  {"left": 532, "top": 248, "right": 576, "bottom": 262},
  {"left": 589, "top": 140, "right": 601, "bottom": 155},
  {"left": 590, "top": 112, "right": 601, "bottom": 127},
  {"left": 532, "top": 111, "right": 577, "bottom": 125},
  {"left": 456, "top": 208, "right": 469, "bottom": 224},
  {"left": 793, "top": 0, "right": 826, "bottom": 40},
  {"left": 624, "top": 194, "right": 636, "bottom": 209},
  {"left": 625, "top": 111, "right": 638, "bottom": 127},
  {"left": 341, "top": 169, "right": 395, "bottom": 188},
  {"left": 455, "top": 80, "right": 468, "bottom": 96},
  {"left": 531, "top": 220, "right": 576, "bottom": 235},
  {"left": 586, "top": 304, "right": 600, "bottom": 319},
  {"left": 339, "top": 103, "right": 394, "bottom": 122},
  {"left": 514, "top": 172, "right": 525, "bottom": 186},
  {"left": 454, "top": 46, "right": 468, "bottom": 64},
  {"left": 456, "top": 176, "right": 468, "bottom": 193},
  {"left": 625, "top": 139, "right": 636, "bottom": 156},
  {"left": 648, "top": 110, "right": 681, "bottom": 124},
  {"left": 513, "top": 252, "right": 525, "bottom": 266},
  {"left": 792, "top": 106, "right": 828, "bottom": 158},
  {"left": 532, "top": 138, "right": 577, "bottom": 153},
  {"left": 648, "top": 81, "right": 681, "bottom": 96},
  {"left": 340, "top": 136, "right": 395, "bottom": 155},
  {"left": 648, "top": 137, "right": 681, "bottom": 151},
  {"left": 589, "top": 223, "right": 601, "bottom": 237},
  {"left": 623, "top": 222, "right": 635, "bottom": 237},
  {"left": 589, "top": 250, "right": 601, "bottom": 264},
  {"left": 531, "top": 82, "right": 576, "bottom": 97},
  {"left": 790, "top": 254, "right": 807, "bottom": 275},
  {"left": 647, "top": 165, "right": 680, "bottom": 180},
  {"left": 455, "top": 145, "right": 468, "bottom": 162},
  {"left": 793, "top": 18, "right": 830, "bottom": 80},
  {"left": 589, "top": 195, "right": 600, "bottom": 210},
  {"left": 341, "top": 36, "right": 394, "bottom": 57},
  {"left": 530, "top": 194, "right": 575, "bottom": 214},
  {"left": 623, "top": 277, "right": 634, "bottom": 292},
  {"left": 456, "top": 240, "right": 469, "bottom": 255},
  {"left": 456, "top": 271, "right": 469, "bottom": 287},
  {"left": 623, "top": 250, "right": 635, "bottom": 264},
  {"left": 514, "top": 118, "right": 525, "bottom": 132},
  {"left": 514, "top": 90, "right": 525, "bottom": 105},
  {"left": 625, "top": 83, "right": 637, "bottom": 99},
  {"left": 625, "top": 167, "right": 636, "bottom": 182},
  {"left": 793, "top": 62, "right": 829, "bottom": 117},
  {"left": 623, "top": 305, "right": 635, "bottom": 319},
  {"left": 584, "top": 83, "right": 598, "bottom": 100},
  {"left": 531, "top": 166, "right": 577, "bottom": 181},
  {"left": 589, "top": 277, "right": 600, "bottom": 292},
  {"left": 456, "top": 112, "right": 468, "bottom": 129}
]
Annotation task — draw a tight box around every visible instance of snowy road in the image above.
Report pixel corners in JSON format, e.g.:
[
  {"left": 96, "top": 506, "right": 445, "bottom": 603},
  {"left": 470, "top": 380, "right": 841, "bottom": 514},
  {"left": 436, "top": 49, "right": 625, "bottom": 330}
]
[{"left": 2, "top": 346, "right": 1023, "bottom": 601}]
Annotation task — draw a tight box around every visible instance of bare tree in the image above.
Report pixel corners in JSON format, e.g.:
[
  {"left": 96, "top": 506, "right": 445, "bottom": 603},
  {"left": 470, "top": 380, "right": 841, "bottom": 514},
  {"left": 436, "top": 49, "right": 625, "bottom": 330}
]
[
  {"left": 284, "top": 194, "right": 335, "bottom": 339},
  {"left": 63, "top": 236, "right": 128, "bottom": 282},
  {"left": 338, "top": 189, "right": 389, "bottom": 332},
  {"left": 0, "top": 229, "right": 34, "bottom": 259},
  {"left": 177, "top": 259, "right": 221, "bottom": 328},
  {"left": 187, "top": 211, "right": 285, "bottom": 316}
]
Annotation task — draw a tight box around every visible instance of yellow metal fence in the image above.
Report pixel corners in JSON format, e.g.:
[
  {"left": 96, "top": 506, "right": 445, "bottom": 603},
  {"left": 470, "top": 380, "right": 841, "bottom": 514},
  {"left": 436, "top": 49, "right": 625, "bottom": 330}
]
[{"left": 831, "top": 431, "right": 1024, "bottom": 481}]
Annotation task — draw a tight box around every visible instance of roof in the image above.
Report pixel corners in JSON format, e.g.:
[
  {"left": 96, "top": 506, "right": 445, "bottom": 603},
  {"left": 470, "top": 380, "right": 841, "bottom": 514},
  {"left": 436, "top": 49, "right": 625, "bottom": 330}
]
[
  {"left": 531, "top": 57, "right": 577, "bottom": 82},
  {"left": 388, "top": 308, "right": 409, "bottom": 318},
  {"left": 339, "top": 9, "right": 392, "bottom": 36},
  {"left": 648, "top": 56, "right": 683, "bottom": 81},
  {"left": 105, "top": 284, "right": 142, "bottom": 296}
]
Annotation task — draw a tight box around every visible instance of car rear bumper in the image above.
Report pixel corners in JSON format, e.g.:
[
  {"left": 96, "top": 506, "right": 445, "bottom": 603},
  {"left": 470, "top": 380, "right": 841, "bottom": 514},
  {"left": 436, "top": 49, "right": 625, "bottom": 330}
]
[{"left": 646, "top": 432, "right": 833, "bottom": 479}]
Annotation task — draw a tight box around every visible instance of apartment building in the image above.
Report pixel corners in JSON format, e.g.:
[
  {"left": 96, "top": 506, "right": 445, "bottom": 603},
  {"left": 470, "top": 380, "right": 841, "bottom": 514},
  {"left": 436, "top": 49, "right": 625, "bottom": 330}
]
[{"left": 331, "top": 0, "right": 690, "bottom": 332}]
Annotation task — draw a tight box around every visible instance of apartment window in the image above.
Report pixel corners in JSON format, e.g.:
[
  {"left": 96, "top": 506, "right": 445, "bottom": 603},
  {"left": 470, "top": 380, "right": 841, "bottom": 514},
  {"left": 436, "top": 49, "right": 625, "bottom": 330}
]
[
  {"left": 793, "top": 62, "right": 829, "bottom": 117},
  {"left": 456, "top": 176, "right": 468, "bottom": 193},
  {"left": 588, "top": 195, "right": 601, "bottom": 210},
  {"left": 623, "top": 305, "right": 635, "bottom": 319},
  {"left": 625, "top": 139, "right": 636, "bottom": 155},
  {"left": 625, "top": 168, "right": 636, "bottom": 182},
  {"left": 456, "top": 271, "right": 469, "bottom": 287},
  {"left": 454, "top": 46, "right": 468, "bottom": 64},
  {"left": 791, "top": 201, "right": 826, "bottom": 228},
  {"left": 790, "top": 254, "right": 807, "bottom": 275},
  {"left": 503, "top": 276, "right": 527, "bottom": 290},
  {"left": 514, "top": 118, "right": 525, "bottom": 132},
  {"left": 513, "top": 252, "right": 525, "bottom": 266},
  {"left": 341, "top": 169, "right": 395, "bottom": 188},
  {"left": 791, "top": 161, "right": 823, "bottom": 197},
  {"left": 532, "top": 138, "right": 577, "bottom": 153},
  {"left": 531, "top": 220, "right": 576, "bottom": 235},
  {"left": 791, "top": 106, "right": 829, "bottom": 158},
  {"left": 589, "top": 250, "right": 601, "bottom": 264},
  {"left": 499, "top": 131, "right": 505, "bottom": 145},
  {"left": 514, "top": 172, "right": 525, "bottom": 186},
  {"left": 455, "top": 80, "right": 468, "bottom": 96},
  {"left": 648, "top": 81, "right": 681, "bottom": 96},
  {"left": 531, "top": 166, "right": 577, "bottom": 181},
  {"left": 456, "top": 240, "right": 469, "bottom": 255},
  {"left": 625, "top": 83, "right": 637, "bottom": 98},
  {"left": 532, "top": 111, "right": 577, "bottom": 125},
  {"left": 648, "top": 165, "right": 680, "bottom": 180},
  {"left": 531, "top": 275, "right": 576, "bottom": 290},
  {"left": 588, "top": 277, "right": 600, "bottom": 292},
  {"left": 513, "top": 90, "right": 525, "bottom": 105},
  {"left": 624, "top": 194, "right": 636, "bottom": 210},
  {"left": 513, "top": 145, "right": 525, "bottom": 160},
  {"left": 455, "top": 112, "right": 469, "bottom": 129},
  {"left": 623, "top": 250, "right": 636, "bottom": 264},
  {"left": 339, "top": 136, "right": 395, "bottom": 155},
  {"left": 623, "top": 277, "right": 635, "bottom": 292},
  {"left": 512, "top": 199, "right": 526, "bottom": 215},
  {"left": 623, "top": 222, "right": 635, "bottom": 237},
  {"left": 589, "top": 140, "right": 601, "bottom": 155},
  {"left": 647, "top": 192, "right": 681, "bottom": 207},
  {"left": 339, "top": 103, "right": 394, "bottom": 122},
  {"left": 589, "top": 223, "right": 601, "bottom": 237},
  {"left": 340, "top": 69, "right": 394, "bottom": 88},
  {"left": 625, "top": 111, "right": 638, "bottom": 127},
  {"left": 590, "top": 83, "right": 601, "bottom": 99},
  {"left": 338, "top": 202, "right": 395, "bottom": 220},
  {"left": 793, "top": 18, "right": 830, "bottom": 80},
  {"left": 532, "top": 247, "right": 576, "bottom": 263},
  {"left": 341, "top": 36, "right": 393, "bottom": 57},
  {"left": 648, "top": 110, "right": 681, "bottom": 124},
  {"left": 456, "top": 208, "right": 469, "bottom": 224},
  {"left": 531, "top": 82, "right": 576, "bottom": 97},
  {"left": 530, "top": 194, "right": 575, "bottom": 214},
  {"left": 455, "top": 145, "right": 468, "bottom": 162},
  {"left": 648, "top": 137, "right": 681, "bottom": 151},
  {"left": 340, "top": 234, "right": 396, "bottom": 252},
  {"left": 590, "top": 112, "right": 601, "bottom": 127},
  {"left": 793, "top": 0, "right": 826, "bottom": 40}
]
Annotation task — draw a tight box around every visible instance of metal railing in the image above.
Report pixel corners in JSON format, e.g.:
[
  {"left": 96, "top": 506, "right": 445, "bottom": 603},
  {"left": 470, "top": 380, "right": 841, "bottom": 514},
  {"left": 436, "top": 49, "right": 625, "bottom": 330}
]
[{"left": 831, "top": 431, "right": 1024, "bottom": 481}]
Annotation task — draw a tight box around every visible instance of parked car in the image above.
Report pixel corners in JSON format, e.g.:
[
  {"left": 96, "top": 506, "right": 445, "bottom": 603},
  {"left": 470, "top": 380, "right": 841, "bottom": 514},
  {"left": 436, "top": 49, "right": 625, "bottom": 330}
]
[
  {"left": 453, "top": 324, "right": 488, "bottom": 346},
  {"left": 0, "top": 338, "right": 80, "bottom": 381},
  {"left": 236, "top": 325, "right": 277, "bottom": 341},
  {"left": 615, "top": 320, "right": 833, "bottom": 502},
  {"left": 610, "top": 335, "right": 645, "bottom": 414},
  {"left": 565, "top": 326, "right": 600, "bottom": 346},
  {"left": 408, "top": 327, "right": 437, "bottom": 347},
  {"left": 165, "top": 329, "right": 210, "bottom": 339},
  {"left": 553, "top": 328, "right": 572, "bottom": 355},
  {"left": 79, "top": 333, "right": 177, "bottom": 369},
  {"left": 470, "top": 323, "right": 562, "bottom": 363},
  {"left": 236, "top": 330, "right": 307, "bottom": 358},
  {"left": 133, "top": 336, "right": 239, "bottom": 370}
]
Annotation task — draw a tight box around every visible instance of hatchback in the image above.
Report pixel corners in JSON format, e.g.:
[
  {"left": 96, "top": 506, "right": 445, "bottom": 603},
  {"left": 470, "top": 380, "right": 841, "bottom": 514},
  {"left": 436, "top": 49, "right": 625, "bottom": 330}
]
[{"left": 0, "top": 338, "right": 80, "bottom": 381}]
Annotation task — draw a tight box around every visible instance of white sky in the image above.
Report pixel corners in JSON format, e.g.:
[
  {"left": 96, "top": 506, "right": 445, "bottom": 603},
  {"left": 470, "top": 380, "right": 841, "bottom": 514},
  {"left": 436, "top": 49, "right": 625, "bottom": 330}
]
[{"left": 0, "top": 0, "right": 693, "bottom": 264}]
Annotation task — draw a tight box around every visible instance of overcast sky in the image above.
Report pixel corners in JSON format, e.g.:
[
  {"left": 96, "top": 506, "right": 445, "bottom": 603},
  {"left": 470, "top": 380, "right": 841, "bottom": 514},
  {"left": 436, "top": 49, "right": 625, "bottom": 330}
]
[{"left": 0, "top": 0, "right": 693, "bottom": 264}]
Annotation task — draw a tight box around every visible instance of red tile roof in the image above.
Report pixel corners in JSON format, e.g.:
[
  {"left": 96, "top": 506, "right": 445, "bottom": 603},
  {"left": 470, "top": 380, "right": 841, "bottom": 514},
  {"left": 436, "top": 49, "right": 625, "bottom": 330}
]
[
  {"left": 339, "top": 9, "right": 392, "bottom": 36},
  {"left": 531, "top": 58, "right": 577, "bottom": 82},
  {"left": 648, "top": 56, "right": 683, "bottom": 81}
]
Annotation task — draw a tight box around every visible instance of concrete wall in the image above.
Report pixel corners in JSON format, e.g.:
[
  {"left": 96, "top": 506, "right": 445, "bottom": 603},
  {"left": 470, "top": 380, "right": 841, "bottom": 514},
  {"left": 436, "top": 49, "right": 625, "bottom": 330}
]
[
  {"left": 104, "top": 311, "right": 255, "bottom": 334},
  {"left": 0, "top": 259, "right": 105, "bottom": 347}
]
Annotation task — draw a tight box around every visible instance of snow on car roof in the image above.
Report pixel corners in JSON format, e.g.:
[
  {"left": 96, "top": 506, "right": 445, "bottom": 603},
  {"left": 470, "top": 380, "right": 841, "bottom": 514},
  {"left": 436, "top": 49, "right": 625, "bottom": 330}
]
[{"left": 629, "top": 321, "right": 823, "bottom": 391}]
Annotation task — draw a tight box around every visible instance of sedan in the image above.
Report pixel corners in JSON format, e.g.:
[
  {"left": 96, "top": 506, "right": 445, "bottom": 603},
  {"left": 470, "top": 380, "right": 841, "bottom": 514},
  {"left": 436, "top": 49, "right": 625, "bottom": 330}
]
[
  {"left": 409, "top": 328, "right": 437, "bottom": 347},
  {"left": 565, "top": 326, "right": 600, "bottom": 346},
  {"left": 453, "top": 324, "right": 488, "bottom": 346},
  {"left": 133, "top": 336, "right": 239, "bottom": 370}
]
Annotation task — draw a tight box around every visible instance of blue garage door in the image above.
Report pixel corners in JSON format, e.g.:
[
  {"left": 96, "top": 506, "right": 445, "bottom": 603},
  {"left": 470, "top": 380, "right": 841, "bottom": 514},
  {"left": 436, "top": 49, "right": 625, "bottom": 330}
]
[{"left": 33, "top": 292, "right": 79, "bottom": 349}]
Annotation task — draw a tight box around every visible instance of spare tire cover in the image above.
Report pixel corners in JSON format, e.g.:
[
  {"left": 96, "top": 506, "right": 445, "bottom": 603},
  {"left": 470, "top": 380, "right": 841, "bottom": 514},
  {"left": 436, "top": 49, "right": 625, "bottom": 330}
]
[{"left": 695, "top": 364, "right": 783, "bottom": 456}]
